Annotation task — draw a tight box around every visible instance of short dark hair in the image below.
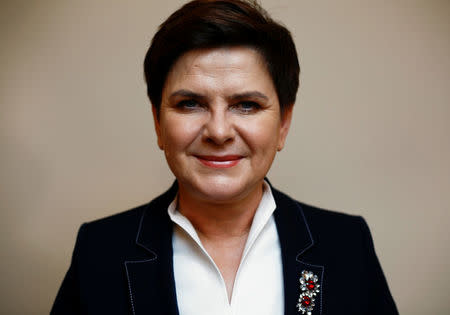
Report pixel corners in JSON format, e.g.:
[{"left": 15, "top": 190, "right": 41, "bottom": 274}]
[{"left": 144, "top": 0, "right": 300, "bottom": 116}]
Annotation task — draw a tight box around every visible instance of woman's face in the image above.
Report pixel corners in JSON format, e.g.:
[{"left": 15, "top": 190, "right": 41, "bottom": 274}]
[{"left": 154, "top": 47, "right": 292, "bottom": 204}]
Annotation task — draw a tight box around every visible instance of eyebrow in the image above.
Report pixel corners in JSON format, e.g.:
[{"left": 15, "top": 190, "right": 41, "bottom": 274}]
[
  {"left": 169, "top": 89, "right": 206, "bottom": 100},
  {"left": 230, "top": 91, "right": 269, "bottom": 101},
  {"left": 169, "top": 89, "right": 269, "bottom": 101}
]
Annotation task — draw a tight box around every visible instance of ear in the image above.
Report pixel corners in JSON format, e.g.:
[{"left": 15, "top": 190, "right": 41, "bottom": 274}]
[
  {"left": 151, "top": 106, "right": 164, "bottom": 150},
  {"left": 277, "top": 105, "right": 293, "bottom": 151}
]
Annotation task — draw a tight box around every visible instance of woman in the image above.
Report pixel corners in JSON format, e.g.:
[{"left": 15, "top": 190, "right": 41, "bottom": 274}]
[{"left": 51, "top": 1, "right": 398, "bottom": 314}]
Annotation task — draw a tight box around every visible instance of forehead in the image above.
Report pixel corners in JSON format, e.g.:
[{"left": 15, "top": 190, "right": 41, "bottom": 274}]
[{"left": 162, "top": 47, "right": 276, "bottom": 96}]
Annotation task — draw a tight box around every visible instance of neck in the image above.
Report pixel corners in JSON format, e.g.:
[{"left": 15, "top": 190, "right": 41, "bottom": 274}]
[{"left": 177, "top": 183, "right": 264, "bottom": 241}]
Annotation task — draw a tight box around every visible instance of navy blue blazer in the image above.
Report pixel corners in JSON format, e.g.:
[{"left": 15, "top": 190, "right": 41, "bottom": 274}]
[{"left": 51, "top": 182, "right": 398, "bottom": 314}]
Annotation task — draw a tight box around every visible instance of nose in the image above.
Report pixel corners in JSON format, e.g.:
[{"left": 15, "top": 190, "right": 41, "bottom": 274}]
[{"left": 202, "top": 107, "right": 235, "bottom": 145}]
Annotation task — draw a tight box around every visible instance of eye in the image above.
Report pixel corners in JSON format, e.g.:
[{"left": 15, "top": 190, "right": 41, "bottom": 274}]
[
  {"left": 176, "top": 99, "right": 201, "bottom": 110},
  {"left": 232, "top": 101, "right": 261, "bottom": 114}
]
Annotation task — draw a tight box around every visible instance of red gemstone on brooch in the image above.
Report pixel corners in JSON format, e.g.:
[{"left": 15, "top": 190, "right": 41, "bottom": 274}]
[
  {"left": 301, "top": 296, "right": 311, "bottom": 307},
  {"left": 306, "top": 280, "right": 315, "bottom": 290}
]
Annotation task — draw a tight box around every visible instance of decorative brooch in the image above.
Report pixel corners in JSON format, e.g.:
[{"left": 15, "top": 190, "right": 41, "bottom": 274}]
[{"left": 297, "top": 270, "right": 320, "bottom": 314}]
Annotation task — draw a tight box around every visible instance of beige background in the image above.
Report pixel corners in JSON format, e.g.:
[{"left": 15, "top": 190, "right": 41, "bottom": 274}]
[{"left": 1, "top": 0, "right": 449, "bottom": 314}]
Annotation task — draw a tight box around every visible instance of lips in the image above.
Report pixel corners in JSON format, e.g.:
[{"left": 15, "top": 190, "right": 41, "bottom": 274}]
[{"left": 194, "top": 155, "right": 242, "bottom": 168}]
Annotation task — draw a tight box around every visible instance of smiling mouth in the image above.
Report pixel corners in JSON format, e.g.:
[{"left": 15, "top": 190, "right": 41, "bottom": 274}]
[{"left": 195, "top": 155, "right": 242, "bottom": 168}]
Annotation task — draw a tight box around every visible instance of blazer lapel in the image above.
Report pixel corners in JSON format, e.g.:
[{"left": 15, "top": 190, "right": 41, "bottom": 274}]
[
  {"left": 124, "top": 183, "right": 179, "bottom": 315},
  {"left": 273, "top": 188, "right": 324, "bottom": 315}
]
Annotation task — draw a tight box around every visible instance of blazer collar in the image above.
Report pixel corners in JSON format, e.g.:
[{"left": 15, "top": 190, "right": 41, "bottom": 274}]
[
  {"left": 125, "top": 181, "right": 179, "bottom": 315},
  {"left": 272, "top": 185, "right": 324, "bottom": 315},
  {"left": 135, "top": 181, "right": 178, "bottom": 255},
  {"left": 272, "top": 185, "right": 314, "bottom": 258},
  {"left": 135, "top": 180, "right": 313, "bottom": 258}
]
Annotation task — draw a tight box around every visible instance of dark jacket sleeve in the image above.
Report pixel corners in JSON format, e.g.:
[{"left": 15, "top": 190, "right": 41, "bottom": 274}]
[
  {"left": 51, "top": 224, "right": 87, "bottom": 315},
  {"left": 359, "top": 217, "right": 399, "bottom": 315}
]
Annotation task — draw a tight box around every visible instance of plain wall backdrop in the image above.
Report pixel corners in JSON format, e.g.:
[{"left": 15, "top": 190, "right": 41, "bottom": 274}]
[{"left": 1, "top": 0, "right": 449, "bottom": 314}]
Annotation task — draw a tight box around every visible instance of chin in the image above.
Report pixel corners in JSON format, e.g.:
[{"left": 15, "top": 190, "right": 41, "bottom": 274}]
[{"left": 188, "top": 175, "right": 261, "bottom": 203}]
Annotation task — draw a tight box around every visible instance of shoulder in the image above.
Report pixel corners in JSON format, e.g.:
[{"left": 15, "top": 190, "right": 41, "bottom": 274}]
[
  {"left": 81, "top": 182, "right": 177, "bottom": 238},
  {"left": 299, "top": 201, "right": 374, "bottom": 256},
  {"left": 74, "top": 183, "right": 177, "bottom": 260},
  {"left": 79, "top": 203, "right": 146, "bottom": 244},
  {"left": 271, "top": 186, "right": 369, "bottom": 251},
  {"left": 272, "top": 186, "right": 365, "bottom": 228},
  {"left": 300, "top": 201, "right": 367, "bottom": 239}
]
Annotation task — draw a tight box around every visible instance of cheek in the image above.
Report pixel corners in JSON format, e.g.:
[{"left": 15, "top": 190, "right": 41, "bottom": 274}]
[
  {"left": 160, "top": 115, "right": 202, "bottom": 153},
  {"left": 243, "top": 118, "right": 281, "bottom": 149}
]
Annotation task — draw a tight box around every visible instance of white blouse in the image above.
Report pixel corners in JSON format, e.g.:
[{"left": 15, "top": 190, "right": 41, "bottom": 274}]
[{"left": 168, "top": 181, "right": 284, "bottom": 315}]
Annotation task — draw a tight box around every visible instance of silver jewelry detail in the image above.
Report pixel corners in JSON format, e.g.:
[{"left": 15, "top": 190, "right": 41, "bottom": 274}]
[{"left": 297, "top": 270, "right": 320, "bottom": 314}]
